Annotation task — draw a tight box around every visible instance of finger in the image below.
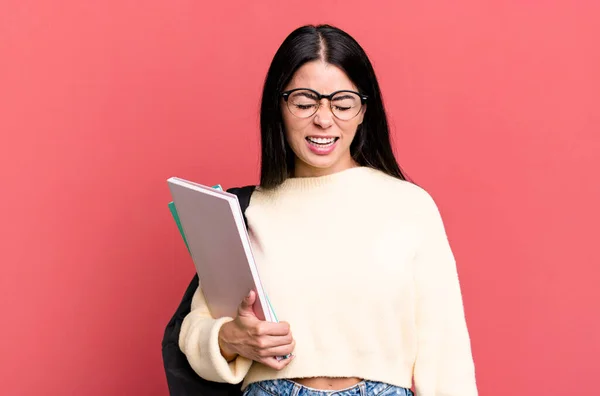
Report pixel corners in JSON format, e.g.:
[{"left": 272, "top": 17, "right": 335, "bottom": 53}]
[
  {"left": 257, "top": 340, "right": 296, "bottom": 358},
  {"left": 254, "top": 334, "right": 294, "bottom": 350},
  {"left": 238, "top": 290, "right": 257, "bottom": 317},
  {"left": 254, "top": 321, "right": 291, "bottom": 337},
  {"left": 262, "top": 354, "right": 295, "bottom": 371}
]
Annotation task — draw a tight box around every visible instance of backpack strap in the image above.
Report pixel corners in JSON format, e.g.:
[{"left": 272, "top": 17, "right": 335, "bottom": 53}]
[
  {"left": 161, "top": 185, "right": 255, "bottom": 396},
  {"left": 226, "top": 185, "right": 256, "bottom": 225}
]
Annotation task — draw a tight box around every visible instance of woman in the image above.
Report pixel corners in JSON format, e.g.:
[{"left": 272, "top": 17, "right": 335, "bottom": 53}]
[{"left": 178, "top": 24, "right": 478, "bottom": 396}]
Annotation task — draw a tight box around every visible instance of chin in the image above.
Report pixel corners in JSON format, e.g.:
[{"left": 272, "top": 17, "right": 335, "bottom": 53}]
[
  {"left": 303, "top": 155, "right": 337, "bottom": 168},
  {"left": 299, "top": 155, "right": 343, "bottom": 173}
]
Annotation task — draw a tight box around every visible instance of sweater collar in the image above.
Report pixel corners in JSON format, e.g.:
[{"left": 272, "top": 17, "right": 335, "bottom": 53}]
[{"left": 274, "top": 166, "right": 373, "bottom": 193}]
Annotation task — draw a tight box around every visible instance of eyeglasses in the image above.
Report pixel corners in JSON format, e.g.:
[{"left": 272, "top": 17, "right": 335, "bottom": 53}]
[{"left": 281, "top": 88, "right": 368, "bottom": 121}]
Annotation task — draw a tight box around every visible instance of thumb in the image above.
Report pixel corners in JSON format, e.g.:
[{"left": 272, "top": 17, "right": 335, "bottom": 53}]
[{"left": 238, "top": 290, "right": 258, "bottom": 317}]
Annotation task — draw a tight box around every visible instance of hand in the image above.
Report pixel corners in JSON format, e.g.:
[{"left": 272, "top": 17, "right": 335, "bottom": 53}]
[{"left": 218, "top": 290, "right": 295, "bottom": 370}]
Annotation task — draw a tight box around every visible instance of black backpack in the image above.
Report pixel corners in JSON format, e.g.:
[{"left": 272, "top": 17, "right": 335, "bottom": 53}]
[{"left": 161, "top": 185, "right": 256, "bottom": 396}]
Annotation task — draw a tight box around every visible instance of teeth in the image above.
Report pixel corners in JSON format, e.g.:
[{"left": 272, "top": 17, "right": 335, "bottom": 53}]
[{"left": 307, "top": 137, "right": 336, "bottom": 145}]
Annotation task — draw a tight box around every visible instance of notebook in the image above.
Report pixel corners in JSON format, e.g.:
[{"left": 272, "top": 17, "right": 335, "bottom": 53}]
[
  {"left": 168, "top": 184, "right": 222, "bottom": 253},
  {"left": 167, "top": 177, "right": 276, "bottom": 323}
]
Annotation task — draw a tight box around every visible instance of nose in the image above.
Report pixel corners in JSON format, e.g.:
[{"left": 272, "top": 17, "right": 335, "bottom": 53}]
[{"left": 313, "top": 101, "right": 334, "bottom": 128}]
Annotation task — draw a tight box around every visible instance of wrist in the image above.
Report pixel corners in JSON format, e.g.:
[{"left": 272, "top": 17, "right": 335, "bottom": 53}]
[{"left": 218, "top": 321, "right": 238, "bottom": 362}]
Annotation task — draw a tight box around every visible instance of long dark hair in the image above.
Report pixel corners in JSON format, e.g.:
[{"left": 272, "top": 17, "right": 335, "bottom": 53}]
[{"left": 259, "top": 24, "right": 408, "bottom": 188}]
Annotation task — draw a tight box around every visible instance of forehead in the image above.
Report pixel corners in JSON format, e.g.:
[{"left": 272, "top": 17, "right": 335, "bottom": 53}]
[{"left": 284, "top": 61, "right": 357, "bottom": 93}]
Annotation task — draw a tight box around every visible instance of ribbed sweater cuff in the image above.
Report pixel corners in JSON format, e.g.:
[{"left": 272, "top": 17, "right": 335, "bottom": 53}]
[{"left": 183, "top": 316, "right": 253, "bottom": 383}]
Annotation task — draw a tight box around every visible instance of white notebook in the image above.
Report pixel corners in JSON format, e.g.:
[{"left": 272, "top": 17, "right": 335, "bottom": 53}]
[{"left": 167, "top": 177, "right": 276, "bottom": 323}]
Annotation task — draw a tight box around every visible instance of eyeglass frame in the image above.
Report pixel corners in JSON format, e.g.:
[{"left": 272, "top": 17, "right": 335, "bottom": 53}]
[{"left": 280, "top": 88, "right": 368, "bottom": 120}]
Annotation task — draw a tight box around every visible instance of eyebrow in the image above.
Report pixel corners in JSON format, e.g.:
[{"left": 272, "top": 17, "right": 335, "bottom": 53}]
[
  {"left": 291, "top": 91, "right": 318, "bottom": 100},
  {"left": 331, "top": 94, "right": 355, "bottom": 101}
]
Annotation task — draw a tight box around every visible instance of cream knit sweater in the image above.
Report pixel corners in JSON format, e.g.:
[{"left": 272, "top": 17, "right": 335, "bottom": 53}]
[{"left": 179, "top": 166, "right": 478, "bottom": 395}]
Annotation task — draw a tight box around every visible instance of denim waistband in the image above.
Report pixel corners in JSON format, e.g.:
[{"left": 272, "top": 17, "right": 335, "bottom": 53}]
[{"left": 246, "top": 379, "right": 413, "bottom": 396}]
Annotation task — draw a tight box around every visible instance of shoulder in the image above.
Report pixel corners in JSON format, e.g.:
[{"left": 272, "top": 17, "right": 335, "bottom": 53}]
[
  {"left": 363, "top": 169, "right": 449, "bottom": 236},
  {"left": 366, "top": 168, "right": 438, "bottom": 210}
]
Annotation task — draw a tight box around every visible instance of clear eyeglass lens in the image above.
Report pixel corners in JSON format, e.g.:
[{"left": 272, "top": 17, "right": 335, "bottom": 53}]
[{"left": 287, "top": 90, "right": 362, "bottom": 120}]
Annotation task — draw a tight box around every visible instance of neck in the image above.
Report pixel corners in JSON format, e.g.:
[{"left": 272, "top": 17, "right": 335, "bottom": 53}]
[{"left": 293, "top": 156, "right": 358, "bottom": 178}]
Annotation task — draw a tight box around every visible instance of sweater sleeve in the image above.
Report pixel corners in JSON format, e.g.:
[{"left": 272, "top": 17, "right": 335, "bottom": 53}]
[
  {"left": 178, "top": 286, "right": 253, "bottom": 383},
  {"left": 412, "top": 193, "right": 478, "bottom": 396}
]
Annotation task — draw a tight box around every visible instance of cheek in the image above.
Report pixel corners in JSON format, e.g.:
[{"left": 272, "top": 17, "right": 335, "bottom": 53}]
[
  {"left": 283, "top": 122, "right": 301, "bottom": 143},
  {"left": 339, "top": 121, "right": 361, "bottom": 141},
  {"left": 283, "top": 114, "right": 311, "bottom": 142}
]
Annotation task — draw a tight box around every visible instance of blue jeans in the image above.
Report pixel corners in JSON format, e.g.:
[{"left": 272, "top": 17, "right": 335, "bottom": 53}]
[{"left": 243, "top": 379, "right": 414, "bottom": 396}]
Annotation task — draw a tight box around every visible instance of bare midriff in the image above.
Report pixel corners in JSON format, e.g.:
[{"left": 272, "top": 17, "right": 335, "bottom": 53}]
[{"left": 291, "top": 377, "right": 363, "bottom": 390}]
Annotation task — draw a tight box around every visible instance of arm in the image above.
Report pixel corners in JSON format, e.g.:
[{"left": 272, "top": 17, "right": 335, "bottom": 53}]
[
  {"left": 178, "top": 286, "right": 253, "bottom": 383},
  {"left": 412, "top": 193, "right": 478, "bottom": 396}
]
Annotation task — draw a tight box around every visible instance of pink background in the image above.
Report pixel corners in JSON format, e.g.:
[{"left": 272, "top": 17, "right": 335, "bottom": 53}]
[{"left": 1, "top": 1, "right": 599, "bottom": 395}]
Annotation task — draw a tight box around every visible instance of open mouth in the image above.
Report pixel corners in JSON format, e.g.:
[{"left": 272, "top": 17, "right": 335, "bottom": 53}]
[{"left": 306, "top": 136, "right": 339, "bottom": 147}]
